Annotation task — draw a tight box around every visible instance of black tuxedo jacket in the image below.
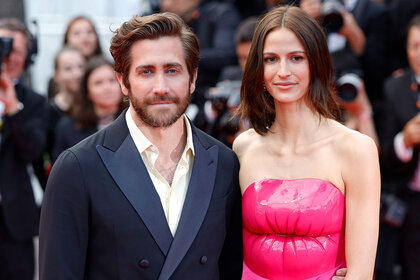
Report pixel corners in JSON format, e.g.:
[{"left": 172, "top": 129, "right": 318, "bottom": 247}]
[
  {"left": 380, "top": 69, "right": 419, "bottom": 192},
  {"left": 0, "top": 83, "right": 47, "bottom": 241},
  {"left": 39, "top": 110, "right": 243, "bottom": 280}
]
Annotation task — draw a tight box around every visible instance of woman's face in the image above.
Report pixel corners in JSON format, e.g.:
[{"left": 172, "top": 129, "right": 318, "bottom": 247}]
[
  {"left": 88, "top": 64, "right": 122, "bottom": 111},
  {"left": 263, "top": 28, "right": 310, "bottom": 105},
  {"left": 67, "top": 19, "right": 98, "bottom": 58},
  {"left": 54, "top": 50, "right": 85, "bottom": 94},
  {"left": 408, "top": 26, "right": 420, "bottom": 76}
]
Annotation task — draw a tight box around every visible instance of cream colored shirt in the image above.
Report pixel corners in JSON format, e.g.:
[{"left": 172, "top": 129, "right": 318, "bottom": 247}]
[{"left": 125, "top": 108, "right": 195, "bottom": 236}]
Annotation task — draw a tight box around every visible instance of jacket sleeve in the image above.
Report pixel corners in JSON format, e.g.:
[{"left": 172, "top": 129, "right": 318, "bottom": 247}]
[
  {"left": 39, "top": 150, "right": 89, "bottom": 280},
  {"left": 218, "top": 153, "right": 243, "bottom": 279},
  {"left": 5, "top": 88, "right": 48, "bottom": 162}
]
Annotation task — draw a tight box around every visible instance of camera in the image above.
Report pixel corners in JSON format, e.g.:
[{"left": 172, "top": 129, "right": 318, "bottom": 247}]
[
  {"left": 206, "top": 80, "right": 241, "bottom": 112},
  {"left": 201, "top": 80, "right": 242, "bottom": 146},
  {"left": 0, "top": 36, "right": 13, "bottom": 78},
  {"left": 336, "top": 73, "right": 361, "bottom": 103},
  {"left": 381, "top": 192, "right": 408, "bottom": 227},
  {"left": 321, "top": 0, "right": 344, "bottom": 34}
]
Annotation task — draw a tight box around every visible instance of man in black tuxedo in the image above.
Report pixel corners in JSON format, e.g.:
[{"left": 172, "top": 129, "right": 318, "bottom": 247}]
[
  {"left": 39, "top": 12, "right": 243, "bottom": 280},
  {"left": 0, "top": 18, "right": 47, "bottom": 279},
  {"left": 379, "top": 14, "right": 420, "bottom": 280}
]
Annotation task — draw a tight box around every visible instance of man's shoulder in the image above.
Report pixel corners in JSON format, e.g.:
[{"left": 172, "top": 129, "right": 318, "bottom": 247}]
[
  {"left": 384, "top": 70, "right": 412, "bottom": 94},
  {"left": 69, "top": 117, "right": 127, "bottom": 157},
  {"left": 192, "top": 125, "right": 232, "bottom": 152}
]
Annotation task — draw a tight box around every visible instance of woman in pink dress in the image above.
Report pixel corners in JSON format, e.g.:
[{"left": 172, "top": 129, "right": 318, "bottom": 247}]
[{"left": 233, "top": 6, "right": 380, "bottom": 280}]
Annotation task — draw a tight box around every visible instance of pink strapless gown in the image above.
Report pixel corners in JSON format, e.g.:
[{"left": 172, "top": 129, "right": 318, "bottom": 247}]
[{"left": 242, "top": 178, "right": 346, "bottom": 280}]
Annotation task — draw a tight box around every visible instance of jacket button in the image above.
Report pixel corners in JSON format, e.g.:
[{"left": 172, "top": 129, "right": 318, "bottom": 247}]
[
  {"left": 200, "top": 256, "right": 207, "bottom": 264},
  {"left": 138, "top": 259, "right": 150, "bottom": 268}
]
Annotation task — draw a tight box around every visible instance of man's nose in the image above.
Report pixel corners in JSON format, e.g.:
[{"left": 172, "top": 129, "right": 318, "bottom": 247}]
[{"left": 152, "top": 73, "right": 169, "bottom": 95}]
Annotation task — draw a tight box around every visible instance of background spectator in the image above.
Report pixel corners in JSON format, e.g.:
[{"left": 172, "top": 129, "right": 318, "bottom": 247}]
[
  {"left": 194, "top": 16, "right": 258, "bottom": 147},
  {"left": 47, "top": 16, "right": 103, "bottom": 99},
  {"left": 0, "top": 17, "right": 47, "bottom": 280},
  {"left": 378, "top": 14, "right": 420, "bottom": 280},
  {"left": 160, "top": 0, "right": 241, "bottom": 109},
  {"left": 52, "top": 56, "right": 126, "bottom": 161}
]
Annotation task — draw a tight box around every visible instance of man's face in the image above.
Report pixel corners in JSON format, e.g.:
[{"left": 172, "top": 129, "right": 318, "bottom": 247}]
[
  {"left": 0, "top": 29, "right": 27, "bottom": 80},
  {"left": 408, "top": 26, "right": 420, "bottom": 76},
  {"left": 117, "top": 36, "right": 196, "bottom": 128},
  {"left": 160, "top": 0, "right": 199, "bottom": 21}
]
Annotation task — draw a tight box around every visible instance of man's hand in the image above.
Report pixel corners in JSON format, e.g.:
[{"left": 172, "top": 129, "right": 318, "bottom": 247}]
[
  {"left": 0, "top": 73, "right": 20, "bottom": 115},
  {"left": 403, "top": 114, "right": 420, "bottom": 148},
  {"left": 332, "top": 267, "right": 347, "bottom": 280},
  {"left": 338, "top": 80, "right": 372, "bottom": 118},
  {"left": 339, "top": 10, "right": 365, "bottom": 55}
]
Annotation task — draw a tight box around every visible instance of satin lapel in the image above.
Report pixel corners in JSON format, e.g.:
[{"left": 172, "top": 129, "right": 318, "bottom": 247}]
[
  {"left": 158, "top": 135, "right": 219, "bottom": 280},
  {"left": 96, "top": 134, "right": 173, "bottom": 256}
]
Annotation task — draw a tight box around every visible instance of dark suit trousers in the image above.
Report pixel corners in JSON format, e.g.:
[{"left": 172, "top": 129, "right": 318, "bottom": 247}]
[
  {"left": 403, "top": 190, "right": 420, "bottom": 280},
  {"left": 0, "top": 206, "right": 34, "bottom": 280}
]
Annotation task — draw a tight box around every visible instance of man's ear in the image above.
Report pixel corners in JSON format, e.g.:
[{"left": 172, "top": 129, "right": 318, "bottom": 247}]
[
  {"left": 116, "top": 72, "right": 129, "bottom": 96},
  {"left": 190, "top": 70, "right": 198, "bottom": 94}
]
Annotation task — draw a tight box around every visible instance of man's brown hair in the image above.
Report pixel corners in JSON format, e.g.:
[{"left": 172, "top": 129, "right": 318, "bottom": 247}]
[{"left": 109, "top": 12, "right": 200, "bottom": 90}]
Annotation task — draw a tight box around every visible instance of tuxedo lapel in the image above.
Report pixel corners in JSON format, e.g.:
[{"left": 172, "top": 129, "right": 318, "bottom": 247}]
[
  {"left": 96, "top": 121, "right": 172, "bottom": 256},
  {"left": 158, "top": 132, "right": 219, "bottom": 280}
]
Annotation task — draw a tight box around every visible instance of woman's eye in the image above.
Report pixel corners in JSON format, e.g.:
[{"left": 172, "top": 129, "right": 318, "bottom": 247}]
[
  {"left": 291, "top": 56, "right": 304, "bottom": 62},
  {"left": 264, "top": 56, "right": 277, "bottom": 63}
]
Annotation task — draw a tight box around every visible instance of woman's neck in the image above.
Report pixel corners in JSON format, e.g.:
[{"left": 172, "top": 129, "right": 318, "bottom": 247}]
[
  {"left": 269, "top": 101, "right": 325, "bottom": 147},
  {"left": 54, "top": 91, "right": 73, "bottom": 112},
  {"left": 94, "top": 105, "right": 119, "bottom": 118}
]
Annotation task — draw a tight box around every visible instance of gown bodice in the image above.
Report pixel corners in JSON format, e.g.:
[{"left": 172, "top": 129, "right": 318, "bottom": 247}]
[{"left": 242, "top": 178, "right": 346, "bottom": 280}]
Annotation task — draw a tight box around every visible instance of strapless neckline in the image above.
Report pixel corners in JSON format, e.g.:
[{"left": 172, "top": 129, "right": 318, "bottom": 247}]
[
  {"left": 242, "top": 177, "right": 346, "bottom": 280},
  {"left": 244, "top": 177, "right": 345, "bottom": 197}
]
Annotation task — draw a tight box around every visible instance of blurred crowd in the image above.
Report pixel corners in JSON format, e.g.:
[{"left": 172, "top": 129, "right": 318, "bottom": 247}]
[{"left": 0, "top": 0, "right": 420, "bottom": 279}]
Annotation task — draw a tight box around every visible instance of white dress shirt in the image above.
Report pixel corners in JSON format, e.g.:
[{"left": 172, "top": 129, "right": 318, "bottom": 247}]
[{"left": 125, "top": 108, "right": 195, "bottom": 235}]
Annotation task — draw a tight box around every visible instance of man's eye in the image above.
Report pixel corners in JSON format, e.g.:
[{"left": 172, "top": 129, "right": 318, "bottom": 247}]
[{"left": 167, "top": 68, "right": 178, "bottom": 74}]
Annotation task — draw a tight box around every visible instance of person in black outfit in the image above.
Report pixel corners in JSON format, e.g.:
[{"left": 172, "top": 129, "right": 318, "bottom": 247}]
[
  {"left": 52, "top": 56, "right": 126, "bottom": 161},
  {"left": 386, "top": 0, "right": 420, "bottom": 73},
  {"left": 299, "top": 0, "right": 390, "bottom": 103},
  {"left": 379, "top": 14, "right": 420, "bottom": 280},
  {"left": 0, "top": 18, "right": 47, "bottom": 279},
  {"left": 160, "top": 0, "right": 241, "bottom": 108}
]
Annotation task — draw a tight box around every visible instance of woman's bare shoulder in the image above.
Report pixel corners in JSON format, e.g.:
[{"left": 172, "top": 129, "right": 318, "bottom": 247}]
[
  {"left": 331, "top": 120, "right": 378, "bottom": 163},
  {"left": 232, "top": 128, "right": 260, "bottom": 157}
]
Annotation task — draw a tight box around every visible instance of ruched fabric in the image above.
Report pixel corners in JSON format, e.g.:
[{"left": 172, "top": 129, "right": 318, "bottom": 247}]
[{"left": 242, "top": 178, "right": 346, "bottom": 280}]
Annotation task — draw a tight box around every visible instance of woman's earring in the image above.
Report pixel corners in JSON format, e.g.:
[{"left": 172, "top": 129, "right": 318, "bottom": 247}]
[{"left": 263, "top": 82, "right": 266, "bottom": 91}]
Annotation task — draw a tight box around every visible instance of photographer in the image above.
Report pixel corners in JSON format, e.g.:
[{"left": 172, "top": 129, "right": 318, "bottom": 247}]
[
  {"left": 0, "top": 18, "right": 47, "bottom": 279},
  {"left": 300, "top": 0, "right": 389, "bottom": 103},
  {"left": 337, "top": 76, "right": 380, "bottom": 148},
  {"left": 193, "top": 17, "right": 257, "bottom": 147},
  {"left": 379, "top": 14, "right": 420, "bottom": 280}
]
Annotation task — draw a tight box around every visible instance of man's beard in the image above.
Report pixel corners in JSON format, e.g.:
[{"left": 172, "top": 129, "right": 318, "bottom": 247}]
[{"left": 129, "top": 87, "right": 191, "bottom": 128}]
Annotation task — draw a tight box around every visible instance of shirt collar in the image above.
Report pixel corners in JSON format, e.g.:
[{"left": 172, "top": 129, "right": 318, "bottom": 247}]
[
  {"left": 125, "top": 107, "right": 195, "bottom": 156},
  {"left": 415, "top": 74, "right": 420, "bottom": 85}
]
